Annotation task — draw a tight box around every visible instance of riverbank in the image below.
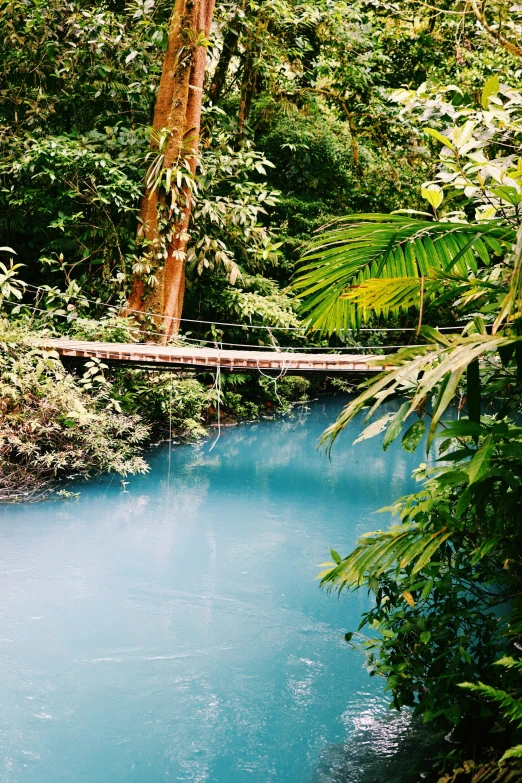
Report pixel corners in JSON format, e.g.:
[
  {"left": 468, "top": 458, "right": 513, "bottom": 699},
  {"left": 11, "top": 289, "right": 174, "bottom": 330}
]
[{"left": 1, "top": 320, "right": 332, "bottom": 502}]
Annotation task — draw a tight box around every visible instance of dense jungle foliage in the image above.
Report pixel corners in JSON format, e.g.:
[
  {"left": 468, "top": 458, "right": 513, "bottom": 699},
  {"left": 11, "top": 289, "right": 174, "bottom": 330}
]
[{"left": 2, "top": 0, "right": 522, "bottom": 780}]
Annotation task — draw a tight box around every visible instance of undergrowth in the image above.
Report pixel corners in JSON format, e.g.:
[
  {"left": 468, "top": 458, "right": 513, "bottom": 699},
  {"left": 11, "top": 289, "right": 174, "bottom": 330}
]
[{"left": 0, "top": 319, "right": 314, "bottom": 501}]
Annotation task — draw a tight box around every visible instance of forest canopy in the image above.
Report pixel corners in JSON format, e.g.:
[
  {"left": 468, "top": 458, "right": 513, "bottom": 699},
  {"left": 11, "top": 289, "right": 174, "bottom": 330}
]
[{"left": 4, "top": 0, "right": 520, "bottom": 334}]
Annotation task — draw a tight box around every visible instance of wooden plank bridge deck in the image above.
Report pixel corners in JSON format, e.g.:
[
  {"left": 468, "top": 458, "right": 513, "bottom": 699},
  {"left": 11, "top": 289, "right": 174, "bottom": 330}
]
[{"left": 42, "top": 338, "right": 382, "bottom": 374}]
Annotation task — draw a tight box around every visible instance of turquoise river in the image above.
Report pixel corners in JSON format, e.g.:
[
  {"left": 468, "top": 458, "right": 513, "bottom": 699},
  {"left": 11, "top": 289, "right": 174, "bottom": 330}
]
[{"left": 0, "top": 396, "right": 433, "bottom": 783}]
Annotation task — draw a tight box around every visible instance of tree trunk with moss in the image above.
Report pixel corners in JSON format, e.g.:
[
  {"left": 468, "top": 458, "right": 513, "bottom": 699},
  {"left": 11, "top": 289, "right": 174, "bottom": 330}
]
[{"left": 128, "top": 0, "right": 215, "bottom": 341}]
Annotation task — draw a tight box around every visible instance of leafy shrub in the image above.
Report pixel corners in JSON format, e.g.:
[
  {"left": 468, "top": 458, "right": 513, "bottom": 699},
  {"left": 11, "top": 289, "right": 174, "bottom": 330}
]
[
  {"left": 275, "top": 375, "right": 311, "bottom": 401},
  {"left": 66, "top": 314, "right": 141, "bottom": 343},
  {"left": 111, "top": 369, "right": 210, "bottom": 439},
  {"left": 0, "top": 322, "right": 149, "bottom": 500}
]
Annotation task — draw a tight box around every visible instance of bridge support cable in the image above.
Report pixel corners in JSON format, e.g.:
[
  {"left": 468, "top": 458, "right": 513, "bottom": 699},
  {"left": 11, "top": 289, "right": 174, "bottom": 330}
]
[
  {"left": 21, "top": 283, "right": 467, "bottom": 336},
  {"left": 209, "top": 343, "right": 222, "bottom": 452}
]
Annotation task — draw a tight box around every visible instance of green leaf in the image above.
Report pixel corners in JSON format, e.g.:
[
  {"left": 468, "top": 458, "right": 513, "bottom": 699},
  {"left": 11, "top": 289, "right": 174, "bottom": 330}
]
[
  {"left": 499, "top": 343, "right": 516, "bottom": 367},
  {"left": 421, "top": 579, "right": 434, "bottom": 600},
  {"left": 420, "top": 326, "right": 452, "bottom": 347},
  {"left": 455, "top": 487, "right": 471, "bottom": 518},
  {"left": 412, "top": 530, "right": 453, "bottom": 574},
  {"left": 402, "top": 420, "right": 426, "bottom": 452},
  {"left": 436, "top": 470, "right": 468, "bottom": 487},
  {"left": 330, "top": 548, "right": 342, "bottom": 564},
  {"left": 438, "top": 438, "right": 453, "bottom": 454},
  {"left": 471, "top": 537, "right": 501, "bottom": 565},
  {"left": 500, "top": 745, "right": 522, "bottom": 763},
  {"left": 425, "top": 128, "right": 455, "bottom": 151},
  {"left": 421, "top": 185, "right": 443, "bottom": 210},
  {"left": 435, "top": 420, "right": 485, "bottom": 439},
  {"left": 467, "top": 435, "right": 494, "bottom": 485},
  {"left": 516, "top": 344, "right": 522, "bottom": 385},
  {"left": 492, "top": 186, "right": 522, "bottom": 207},
  {"left": 383, "top": 402, "right": 410, "bottom": 451},
  {"left": 369, "top": 576, "right": 380, "bottom": 593},
  {"left": 344, "top": 632, "right": 354, "bottom": 643},
  {"left": 353, "top": 412, "right": 395, "bottom": 445},
  {"left": 497, "top": 442, "right": 522, "bottom": 458},
  {"left": 481, "top": 74, "right": 499, "bottom": 109},
  {"left": 466, "top": 359, "right": 481, "bottom": 426},
  {"left": 427, "top": 368, "right": 465, "bottom": 451},
  {"left": 420, "top": 631, "right": 431, "bottom": 644}
]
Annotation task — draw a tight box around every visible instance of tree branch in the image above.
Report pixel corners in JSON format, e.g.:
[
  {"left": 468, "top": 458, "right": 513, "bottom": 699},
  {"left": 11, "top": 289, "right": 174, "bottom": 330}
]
[{"left": 470, "top": 0, "right": 522, "bottom": 57}]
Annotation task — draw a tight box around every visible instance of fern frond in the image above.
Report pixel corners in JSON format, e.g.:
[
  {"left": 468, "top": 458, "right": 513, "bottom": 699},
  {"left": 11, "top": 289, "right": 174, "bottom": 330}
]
[
  {"left": 320, "top": 332, "right": 522, "bottom": 451},
  {"left": 500, "top": 745, "right": 522, "bottom": 763},
  {"left": 459, "top": 682, "right": 522, "bottom": 728},
  {"left": 495, "top": 657, "right": 522, "bottom": 672}
]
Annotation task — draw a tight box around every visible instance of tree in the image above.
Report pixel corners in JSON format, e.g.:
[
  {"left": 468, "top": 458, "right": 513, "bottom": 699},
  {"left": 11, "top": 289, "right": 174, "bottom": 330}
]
[
  {"left": 296, "top": 78, "right": 522, "bottom": 772},
  {"left": 127, "top": 0, "right": 216, "bottom": 340}
]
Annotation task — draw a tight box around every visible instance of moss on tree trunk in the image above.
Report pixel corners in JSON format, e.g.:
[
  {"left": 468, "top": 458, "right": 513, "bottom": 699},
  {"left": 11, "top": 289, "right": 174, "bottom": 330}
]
[{"left": 128, "top": 0, "right": 216, "bottom": 341}]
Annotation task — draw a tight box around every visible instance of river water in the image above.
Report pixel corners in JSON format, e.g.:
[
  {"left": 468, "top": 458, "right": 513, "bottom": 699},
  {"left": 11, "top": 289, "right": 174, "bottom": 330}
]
[{"left": 0, "top": 396, "right": 431, "bottom": 783}]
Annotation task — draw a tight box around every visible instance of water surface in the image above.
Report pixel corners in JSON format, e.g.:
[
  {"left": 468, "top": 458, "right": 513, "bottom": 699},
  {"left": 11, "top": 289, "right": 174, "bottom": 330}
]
[{"left": 0, "top": 396, "right": 426, "bottom": 783}]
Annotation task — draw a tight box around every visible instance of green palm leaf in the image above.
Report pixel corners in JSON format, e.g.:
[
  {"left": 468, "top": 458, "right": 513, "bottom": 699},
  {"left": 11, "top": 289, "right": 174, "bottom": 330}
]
[
  {"left": 318, "top": 523, "right": 453, "bottom": 592},
  {"left": 320, "top": 331, "right": 522, "bottom": 451},
  {"left": 293, "top": 215, "right": 514, "bottom": 333},
  {"left": 341, "top": 276, "right": 441, "bottom": 317}
]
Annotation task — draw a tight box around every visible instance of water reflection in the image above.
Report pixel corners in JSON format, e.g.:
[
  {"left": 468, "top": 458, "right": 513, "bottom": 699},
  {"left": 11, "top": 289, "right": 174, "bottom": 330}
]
[{"left": 313, "top": 705, "right": 441, "bottom": 782}]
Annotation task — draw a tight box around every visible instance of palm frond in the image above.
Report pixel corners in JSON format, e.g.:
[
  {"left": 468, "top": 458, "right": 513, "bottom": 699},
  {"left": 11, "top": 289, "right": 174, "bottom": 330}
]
[
  {"left": 341, "top": 276, "right": 441, "bottom": 318},
  {"left": 321, "top": 331, "right": 522, "bottom": 451},
  {"left": 293, "top": 215, "right": 514, "bottom": 333},
  {"left": 318, "top": 523, "right": 453, "bottom": 592},
  {"left": 494, "top": 225, "right": 522, "bottom": 332}
]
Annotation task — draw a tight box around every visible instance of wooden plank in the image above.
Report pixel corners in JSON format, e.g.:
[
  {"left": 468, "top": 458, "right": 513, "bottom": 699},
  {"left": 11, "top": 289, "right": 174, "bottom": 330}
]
[{"left": 39, "top": 338, "right": 384, "bottom": 373}]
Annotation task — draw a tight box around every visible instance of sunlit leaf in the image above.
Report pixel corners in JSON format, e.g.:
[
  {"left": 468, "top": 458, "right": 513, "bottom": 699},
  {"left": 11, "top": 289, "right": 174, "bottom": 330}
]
[
  {"left": 402, "top": 420, "right": 425, "bottom": 452},
  {"left": 383, "top": 402, "right": 410, "bottom": 451},
  {"left": 481, "top": 74, "right": 499, "bottom": 109},
  {"left": 467, "top": 435, "right": 494, "bottom": 485},
  {"left": 425, "top": 128, "right": 455, "bottom": 151}
]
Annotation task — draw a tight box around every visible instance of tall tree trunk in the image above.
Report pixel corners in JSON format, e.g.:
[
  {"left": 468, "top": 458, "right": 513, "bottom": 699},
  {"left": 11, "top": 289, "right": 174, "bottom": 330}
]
[
  {"left": 237, "top": 42, "right": 258, "bottom": 134},
  {"left": 128, "top": 0, "right": 216, "bottom": 341},
  {"left": 208, "top": 24, "right": 239, "bottom": 106},
  {"left": 237, "top": 15, "right": 269, "bottom": 134}
]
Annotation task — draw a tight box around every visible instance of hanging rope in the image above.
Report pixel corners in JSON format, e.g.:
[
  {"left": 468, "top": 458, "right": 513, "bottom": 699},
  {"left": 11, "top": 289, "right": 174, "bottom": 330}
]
[
  {"left": 1, "top": 298, "right": 432, "bottom": 351},
  {"left": 22, "top": 283, "right": 467, "bottom": 333},
  {"left": 208, "top": 342, "right": 222, "bottom": 452},
  {"left": 256, "top": 349, "right": 291, "bottom": 407}
]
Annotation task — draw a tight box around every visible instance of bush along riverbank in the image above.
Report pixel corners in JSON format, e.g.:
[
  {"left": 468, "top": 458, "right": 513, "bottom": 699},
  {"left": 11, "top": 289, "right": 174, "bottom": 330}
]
[
  {"left": 0, "top": 318, "right": 317, "bottom": 502},
  {"left": 296, "top": 78, "right": 522, "bottom": 782}
]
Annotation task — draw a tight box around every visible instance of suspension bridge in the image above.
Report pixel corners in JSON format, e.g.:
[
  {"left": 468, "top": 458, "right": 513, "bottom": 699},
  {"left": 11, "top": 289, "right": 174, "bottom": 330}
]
[
  {"left": 42, "top": 338, "right": 385, "bottom": 375},
  {"left": 19, "top": 285, "right": 455, "bottom": 375}
]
